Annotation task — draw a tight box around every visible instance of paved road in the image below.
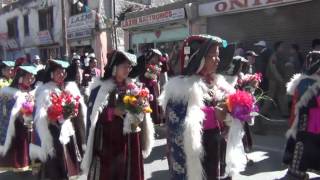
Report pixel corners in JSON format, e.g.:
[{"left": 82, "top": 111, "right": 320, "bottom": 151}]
[{"left": 1, "top": 128, "right": 320, "bottom": 180}]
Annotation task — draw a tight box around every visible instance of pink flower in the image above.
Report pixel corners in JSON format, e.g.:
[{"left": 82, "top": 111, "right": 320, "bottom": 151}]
[
  {"left": 131, "top": 88, "right": 140, "bottom": 96},
  {"left": 127, "top": 83, "right": 137, "bottom": 90}
]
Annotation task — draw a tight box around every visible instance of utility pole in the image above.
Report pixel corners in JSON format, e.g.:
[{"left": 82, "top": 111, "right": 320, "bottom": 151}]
[{"left": 61, "top": 0, "right": 69, "bottom": 59}]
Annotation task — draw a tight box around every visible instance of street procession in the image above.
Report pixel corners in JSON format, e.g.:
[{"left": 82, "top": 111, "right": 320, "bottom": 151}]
[{"left": 0, "top": 0, "right": 319, "bottom": 180}]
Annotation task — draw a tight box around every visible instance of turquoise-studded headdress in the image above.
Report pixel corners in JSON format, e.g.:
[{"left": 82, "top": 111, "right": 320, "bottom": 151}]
[{"left": 180, "top": 34, "right": 227, "bottom": 75}]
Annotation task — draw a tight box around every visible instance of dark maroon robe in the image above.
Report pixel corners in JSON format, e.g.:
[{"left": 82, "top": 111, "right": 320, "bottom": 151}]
[
  {"left": 139, "top": 75, "right": 163, "bottom": 125},
  {"left": 0, "top": 116, "right": 30, "bottom": 171},
  {"left": 88, "top": 90, "right": 144, "bottom": 180}
]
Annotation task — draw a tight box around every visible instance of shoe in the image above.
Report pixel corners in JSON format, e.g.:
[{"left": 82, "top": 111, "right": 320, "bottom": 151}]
[
  {"left": 276, "top": 172, "right": 309, "bottom": 180},
  {"left": 247, "top": 159, "right": 254, "bottom": 167}
]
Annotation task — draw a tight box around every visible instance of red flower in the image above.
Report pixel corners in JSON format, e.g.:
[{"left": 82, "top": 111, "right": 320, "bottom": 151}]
[
  {"left": 139, "top": 88, "right": 150, "bottom": 97},
  {"left": 47, "top": 104, "right": 63, "bottom": 121}
]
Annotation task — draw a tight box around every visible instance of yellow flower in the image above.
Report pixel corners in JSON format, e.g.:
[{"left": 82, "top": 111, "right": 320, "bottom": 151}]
[
  {"left": 143, "top": 106, "right": 153, "bottom": 113},
  {"left": 129, "top": 96, "right": 137, "bottom": 105},
  {"left": 123, "top": 95, "right": 131, "bottom": 104}
]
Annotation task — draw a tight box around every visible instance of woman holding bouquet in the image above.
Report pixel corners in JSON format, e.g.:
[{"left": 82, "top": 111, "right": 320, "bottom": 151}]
[
  {"left": 0, "top": 65, "right": 38, "bottom": 172},
  {"left": 130, "top": 49, "right": 164, "bottom": 125},
  {"left": 159, "top": 34, "right": 235, "bottom": 180},
  {"left": 82, "top": 50, "right": 154, "bottom": 180},
  {"left": 34, "top": 59, "right": 87, "bottom": 179}
]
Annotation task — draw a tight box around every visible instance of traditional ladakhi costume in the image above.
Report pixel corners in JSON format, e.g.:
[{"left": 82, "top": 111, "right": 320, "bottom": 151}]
[
  {"left": 0, "top": 61, "right": 15, "bottom": 88},
  {"left": 0, "top": 66, "right": 38, "bottom": 172},
  {"left": 81, "top": 50, "right": 154, "bottom": 180},
  {"left": 159, "top": 34, "right": 245, "bottom": 180},
  {"left": 34, "top": 59, "right": 87, "bottom": 179},
  {"left": 281, "top": 51, "right": 320, "bottom": 180},
  {"left": 136, "top": 49, "right": 164, "bottom": 125}
]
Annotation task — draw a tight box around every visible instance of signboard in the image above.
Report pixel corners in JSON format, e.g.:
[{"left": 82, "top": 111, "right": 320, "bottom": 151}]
[
  {"left": 199, "top": 0, "right": 312, "bottom": 17},
  {"left": 67, "top": 12, "right": 96, "bottom": 30},
  {"left": 121, "top": 8, "right": 185, "bottom": 29},
  {"left": 38, "top": 30, "right": 53, "bottom": 44},
  {"left": 67, "top": 12, "right": 95, "bottom": 40},
  {"left": 67, "top": 29, "right": 92, "bottom": 40}
]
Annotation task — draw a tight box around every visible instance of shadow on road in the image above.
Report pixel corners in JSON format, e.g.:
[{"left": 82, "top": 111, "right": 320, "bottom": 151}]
[
  {"left": 0, "top": 171, "right": 36, "bottom": 180},
  {"left": 144, "top": 142, "right": 167, "bottom": 164},
  {"left": 241, "top": 147, "right": 287, "bottom": 176},
  {"left": 147, "top": 169, "right": 170, "bottom": 180}
]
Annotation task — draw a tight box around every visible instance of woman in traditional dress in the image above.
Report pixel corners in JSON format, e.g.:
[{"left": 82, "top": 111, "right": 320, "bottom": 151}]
[
  {"left": 0, "top": 61, "right": 15, "bottom": 88},
  {"left": 279, "top": 51, "right": 320, "bottom": 180},
  {"left": 159, "top": 34, "right": 234, "bottom": 180},
  {"left": 130, "top": 49, "right": 164, "bottom": 125},
  {"left": 223, "top": 56, "right": 255, "bottom": 167},
  {"left": 81, "top": 50, "right": 154, "bottom": 180},
  {"left": 0, "top": 65, "right": 38, "bottom": 172},
  {"left": 34, "top": 59, "right": 87, "bottom": 179}
]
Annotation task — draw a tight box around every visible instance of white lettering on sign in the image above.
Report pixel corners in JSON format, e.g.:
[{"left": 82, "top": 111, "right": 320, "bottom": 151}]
[
  {"left": 199, "top": 0, "right": 311, "bottom": 16},
  {"left": 121, "top": 8, "right": 185, "bottom": 29}
]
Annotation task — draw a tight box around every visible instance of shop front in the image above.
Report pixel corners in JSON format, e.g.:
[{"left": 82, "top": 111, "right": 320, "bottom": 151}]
[
  {"left": 199, "top": 0, "right": 317, "bottom": 52},
  {"left": 122, "top": 7, "right": 188, "bottom": 56}
]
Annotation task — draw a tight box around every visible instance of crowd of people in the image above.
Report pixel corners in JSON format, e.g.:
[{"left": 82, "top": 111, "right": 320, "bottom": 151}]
[{"left": 0, "top": 35, "right": 319, "bottom": 180}]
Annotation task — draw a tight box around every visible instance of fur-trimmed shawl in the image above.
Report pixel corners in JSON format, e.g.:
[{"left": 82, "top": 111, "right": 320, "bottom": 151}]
[
  {"left": 81, "top": 78, "right": 155, "bottom": 174},
  {"left": 33, "top": 81, "right": 87, "bottom": 162},
  {"left": 286, "top": 73, "right": 320, "bottom": 138},
  {"left": 159, "top": 75, "right": 207, "bottom": 180},
  {"left": 0, "top": 87, "right": 21, "bottom": 156}
]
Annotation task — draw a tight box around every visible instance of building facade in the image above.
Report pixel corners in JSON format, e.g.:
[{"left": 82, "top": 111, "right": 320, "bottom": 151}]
[
  {"left": 199, "top": 0, "right": 319, "bottom": 53},
  {"left": 122, "top": 0, "right": 319, "bottom": 57},
  {"left": 0, "top": 0, "right": 64, "bottom": 61}
]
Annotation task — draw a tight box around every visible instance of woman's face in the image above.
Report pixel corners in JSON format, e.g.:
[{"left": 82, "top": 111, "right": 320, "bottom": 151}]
[
  {"left": 21, "top": 72, "right": 35, "bottom": 87},
  {"left": 2, "top": 67, "right": 15, "bottom": 79},
  {"left": 115, "top": 61, "right": 132, "bottom": 81},
  {"left": 148, "top": 55, "right": 160, "bottom": 65},
  {"left": 52, "top": 67, "right": 66, "bottom": 84},
  {"left": 202, "top": 45, "right": 220, "bottom": 75}
]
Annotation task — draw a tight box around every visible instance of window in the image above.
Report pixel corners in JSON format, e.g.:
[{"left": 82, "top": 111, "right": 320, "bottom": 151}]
[
  {"left": 38, "top": 7, "right": 54, "bottom": 31},
  {"left": 7, "top": 17, "right": 18, "bottom": 38},
  {"left": 70, "top": 0, "right": 88, "bottom": 16},
  {"left": 24, "top": 14, "right": 30, "bottom": 36}
]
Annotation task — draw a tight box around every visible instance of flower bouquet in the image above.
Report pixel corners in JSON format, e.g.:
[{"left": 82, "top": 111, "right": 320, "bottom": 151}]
[
  {"left": 226, "top": 90, "right": 259, "bottom": 122},
  {"left": 20, "top": 94, "right": 35, "bottom": 129},
  {"left": 144, "top": 64, "right": 161, "bottom": 86},
  {"left": 47, "top": 91, "right": 80, "bottom": 123},
  {"left": 47, "top": 91, "right": 80, "bottom": 145},
  {"left": 237, "top": 73, "right": 262, "bottom": 92},
  {"left": 121, "top": 82, "right": 153, "bottom": 133}
]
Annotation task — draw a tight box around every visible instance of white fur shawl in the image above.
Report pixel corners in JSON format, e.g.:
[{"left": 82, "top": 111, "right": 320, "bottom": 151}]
[
  {"left": 33, "top": 81, "right": 87, "bottom": 162},
  {"left": 286, "top": 73, "right": 320, "bottom": 138},
  {"left": 0, "top": 87, "right": 21, "bottom": 156},
  {"left": 159, "top": 75, "right": 207, "bottom": 180},
  {"left": 81, "top": 78, "right": 155, "bottom": 174}
]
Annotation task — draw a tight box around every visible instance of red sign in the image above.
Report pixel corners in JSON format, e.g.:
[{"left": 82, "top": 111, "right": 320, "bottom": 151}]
[
  {"left": 199, "top": 0, "right": 311, "bottom": 16},
  {"left": 121, "top": 8, "right": 185, "bottom": 29}
]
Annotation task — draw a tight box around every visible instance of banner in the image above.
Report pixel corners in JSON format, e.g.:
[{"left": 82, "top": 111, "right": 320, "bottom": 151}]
[
  {"left": 121, "top": 8, "right": 185, "bottom": 29},
  {"left": 199, "top": 0, "right": 312, "bottom": 16}
]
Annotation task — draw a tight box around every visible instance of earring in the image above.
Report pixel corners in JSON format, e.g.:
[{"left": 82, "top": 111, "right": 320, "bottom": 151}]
[
  {"left": 112, "top": 66, "right": 117, "bottom": 76},
  {"left": 18, "top": 77, "right": 23, "bottom": 84},
  {"left": 50, "top": 73, "right": 53, "bottom": 79}
]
